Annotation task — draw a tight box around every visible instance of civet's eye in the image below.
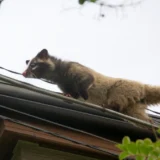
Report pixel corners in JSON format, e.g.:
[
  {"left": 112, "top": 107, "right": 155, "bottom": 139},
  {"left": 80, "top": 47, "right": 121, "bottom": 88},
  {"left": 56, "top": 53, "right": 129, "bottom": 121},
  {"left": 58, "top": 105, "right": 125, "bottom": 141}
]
[
  {"left": 30, "top": 63, "right": 39, "bottom": 70},
  {"left": 30, "top": 63, "right": 37, "bottom": 68}
]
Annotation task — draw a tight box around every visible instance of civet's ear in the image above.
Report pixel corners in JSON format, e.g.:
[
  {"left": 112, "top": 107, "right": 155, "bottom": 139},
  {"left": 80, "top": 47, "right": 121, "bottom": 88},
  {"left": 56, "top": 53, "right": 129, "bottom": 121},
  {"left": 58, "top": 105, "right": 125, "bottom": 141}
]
[
  {"left": 37, "top": 49, "right": 49, "bottom": 59},
  {"left": 26, "top": 60, "right": 30, "bottom": 65}
]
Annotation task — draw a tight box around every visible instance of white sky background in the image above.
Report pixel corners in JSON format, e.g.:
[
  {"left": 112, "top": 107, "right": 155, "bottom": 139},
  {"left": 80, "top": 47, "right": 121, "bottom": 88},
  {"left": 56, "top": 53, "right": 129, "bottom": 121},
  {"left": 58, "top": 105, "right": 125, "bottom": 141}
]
[{"left": 0, "top": 0, "right": 160, "bottom": 114}]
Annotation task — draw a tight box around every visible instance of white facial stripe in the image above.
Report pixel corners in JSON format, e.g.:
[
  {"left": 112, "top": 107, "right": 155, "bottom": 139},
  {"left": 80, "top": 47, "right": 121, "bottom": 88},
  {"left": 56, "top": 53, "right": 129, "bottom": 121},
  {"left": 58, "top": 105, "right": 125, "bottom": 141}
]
[
  {"left": 32, "top": 65, "right": 38, "bottom": 70},
  {"left": 26, "top": 58, "right": 37, "bottom": 69},
  {"left": 88, "top": 83, "right": 93, "bottom": 89}
]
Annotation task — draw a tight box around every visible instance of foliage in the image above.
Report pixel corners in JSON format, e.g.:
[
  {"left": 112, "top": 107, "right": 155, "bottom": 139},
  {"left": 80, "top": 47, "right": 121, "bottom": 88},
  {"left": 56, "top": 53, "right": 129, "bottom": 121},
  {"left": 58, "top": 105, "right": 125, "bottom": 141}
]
[
  {"left": 116, "top": 136, "right": 160, "bottom": 160},
  {"left": 79, "top": 0, "right": 97, "bottom": 5}
]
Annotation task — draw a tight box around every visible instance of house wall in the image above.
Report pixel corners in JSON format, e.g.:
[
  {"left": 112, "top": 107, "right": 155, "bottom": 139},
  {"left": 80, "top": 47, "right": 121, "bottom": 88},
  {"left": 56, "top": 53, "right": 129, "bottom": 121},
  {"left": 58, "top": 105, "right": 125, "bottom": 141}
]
[{"left": 11, "top": 140, "right": 100, "bottom": 160}]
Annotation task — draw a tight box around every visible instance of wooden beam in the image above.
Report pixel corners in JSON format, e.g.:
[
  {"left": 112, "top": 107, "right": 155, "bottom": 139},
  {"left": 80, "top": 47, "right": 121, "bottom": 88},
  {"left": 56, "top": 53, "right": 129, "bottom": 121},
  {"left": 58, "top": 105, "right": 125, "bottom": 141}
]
[
  {"left": 0, "top": 119, "right": 120, "bottom": 159},
  {"left": 0, "top": 120, "right": 17, "bottom": 160}
]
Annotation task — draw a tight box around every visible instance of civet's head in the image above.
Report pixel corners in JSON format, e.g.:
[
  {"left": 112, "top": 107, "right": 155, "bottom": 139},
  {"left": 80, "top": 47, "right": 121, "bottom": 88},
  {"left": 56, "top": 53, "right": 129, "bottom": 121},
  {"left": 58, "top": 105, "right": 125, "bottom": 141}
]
[{"left": 22, "top": 49, "right": 56, "bottom": 79}]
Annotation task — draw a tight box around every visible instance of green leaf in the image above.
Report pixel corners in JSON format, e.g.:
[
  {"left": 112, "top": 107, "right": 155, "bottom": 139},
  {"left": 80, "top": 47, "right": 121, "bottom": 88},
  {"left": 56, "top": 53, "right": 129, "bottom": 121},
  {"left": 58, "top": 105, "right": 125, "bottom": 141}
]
[
  {"left": 136, "top": 139, "right": 144, "bottom": 146},
  {"left": 140, "top": 145, "right": 153, "bottom": 155},
  {"left": 122, "top": 136, "right": 131, "bottom": 145},
  {"left": 90, "top": 0, "right": 97, "bottom": 2},
  {"left": 136, "top": 139, "right": 153, "bottom": 155},
  {"left": 116, "top": 144, "right": 127, "bottom": 151},
  {"left": 148, "top": 155, "right": 157, "bottom": 160},
  {"left": 79, "top": 0, "right": 86, "bottom": 4},
  {"left": 119, "top": 152, "right": 130, "bottom": 160},
  {"left": 149, "top": 147, "right": 160, "bottom": 158},
  {"left": 127, "top": 142, "right": 138, "bottom": 154},
  {"left": 144, "top": 138, "right": 153, "bottom": 145},
  {"left": 136, "top": 140, "right": 144, "bottom": 154},
  {"left": 157, "top": 128, "right": 160, "bottom": 134},
  {"left": 155, "top": 140, "right": 160, "bottom": 147},
  {"left": 136, "top": 155, "right": 146, "bottom": 160}
]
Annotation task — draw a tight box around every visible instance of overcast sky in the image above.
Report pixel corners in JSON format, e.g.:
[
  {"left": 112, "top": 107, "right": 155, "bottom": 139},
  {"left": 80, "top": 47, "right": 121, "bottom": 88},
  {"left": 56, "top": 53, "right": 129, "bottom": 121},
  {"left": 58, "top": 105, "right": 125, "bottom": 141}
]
[{"left": 0, "top": 0, "right": 160, "bottom": 114}]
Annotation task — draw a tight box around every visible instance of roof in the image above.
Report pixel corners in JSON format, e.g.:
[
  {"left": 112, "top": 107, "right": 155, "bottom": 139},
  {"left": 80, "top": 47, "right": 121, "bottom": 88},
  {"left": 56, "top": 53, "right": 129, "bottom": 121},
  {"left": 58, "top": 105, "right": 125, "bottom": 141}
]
[{"left": 0, "top": 73, "right": 159, "bottom": 159}]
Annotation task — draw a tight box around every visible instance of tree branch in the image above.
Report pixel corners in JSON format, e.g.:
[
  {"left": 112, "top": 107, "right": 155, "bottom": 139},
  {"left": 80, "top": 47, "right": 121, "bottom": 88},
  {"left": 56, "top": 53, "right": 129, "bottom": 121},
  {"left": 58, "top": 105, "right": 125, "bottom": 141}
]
[{"left": 78, "top": 0, "right": 145, "bottom": 18}]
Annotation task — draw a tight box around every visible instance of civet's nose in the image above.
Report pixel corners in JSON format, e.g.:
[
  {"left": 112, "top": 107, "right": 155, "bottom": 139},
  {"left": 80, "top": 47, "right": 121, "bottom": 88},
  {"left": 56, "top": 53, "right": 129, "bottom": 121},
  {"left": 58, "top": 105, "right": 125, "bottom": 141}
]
[{"left": 22, "top": 70, "right": 27, "bottom": 77}]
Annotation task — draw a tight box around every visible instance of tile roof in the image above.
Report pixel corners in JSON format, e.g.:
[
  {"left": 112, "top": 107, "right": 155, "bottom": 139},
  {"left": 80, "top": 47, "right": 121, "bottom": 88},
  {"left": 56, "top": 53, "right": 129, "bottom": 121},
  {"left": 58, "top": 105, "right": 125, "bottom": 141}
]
[{"left": 0, "top": 74, "right": 158, "bottom": 141}]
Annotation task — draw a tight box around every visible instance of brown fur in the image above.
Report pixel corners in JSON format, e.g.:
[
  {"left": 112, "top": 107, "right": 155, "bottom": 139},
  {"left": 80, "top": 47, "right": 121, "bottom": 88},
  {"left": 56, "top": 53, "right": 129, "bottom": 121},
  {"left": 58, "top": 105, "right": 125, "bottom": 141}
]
[{"left": 23, "top": 49, "right": 160, "bottom": 122}]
